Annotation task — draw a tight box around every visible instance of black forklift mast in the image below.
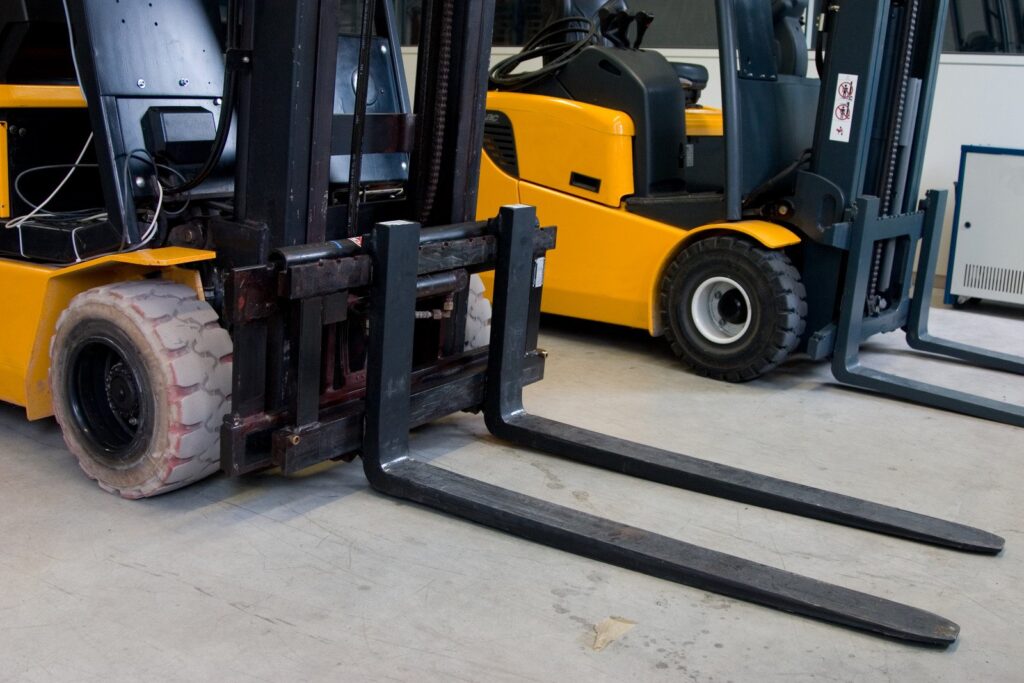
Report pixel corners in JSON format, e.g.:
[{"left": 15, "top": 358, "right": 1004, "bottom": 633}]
[
  {"left": 789, "top": 0, "right": 1024, "bottom": 427},
  {"left": 63, "top": 0, "right": 1005, "bottom": 645}
]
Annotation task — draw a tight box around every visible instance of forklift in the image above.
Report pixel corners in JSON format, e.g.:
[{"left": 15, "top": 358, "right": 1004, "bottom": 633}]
[
  {"left": 0, "top": 0, "right": 1006, "bottom": 645},
  {"left": 479, "top": 0, "right": 1024, "bottom": 426}
]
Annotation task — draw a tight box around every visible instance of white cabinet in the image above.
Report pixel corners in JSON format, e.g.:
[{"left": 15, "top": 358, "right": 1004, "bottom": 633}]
[{"left": 946, "top": 147, "right": 1024, "bottom": 306}]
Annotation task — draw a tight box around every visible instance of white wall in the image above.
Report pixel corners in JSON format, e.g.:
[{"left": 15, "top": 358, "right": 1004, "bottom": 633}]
[
  {"left": 403, "top": 48, "right": 1024, "bottom": 276},
  {"left": 920, "top": 55, "right": 1024, "bottom": 276}
]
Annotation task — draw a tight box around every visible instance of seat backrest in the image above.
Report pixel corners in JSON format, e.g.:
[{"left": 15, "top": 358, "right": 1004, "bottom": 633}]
[
  {"left": 773, "top": 0, "right": 809, "bottom": 77},
  {"left": 546, "top": 0, "right": 629, "bottom": 46},
  {"left": 548, "top": 0, "right": 621, "bottom": 23},
  {"left": 66, "top": 0, "right": 229, "bottom": 242},
  {"left": 67, "top": 0, "right": 411, "bottom": 243},
  {"left": 725, "top": 0, "right": 819, "bottom": 202}
]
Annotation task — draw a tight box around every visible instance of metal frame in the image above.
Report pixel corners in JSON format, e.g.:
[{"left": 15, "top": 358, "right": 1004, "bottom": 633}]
[
  {"left": 785, "top": 0, "right": 1024, "bottom": 426},
  {"left": 829, "top": 192, "right": 1024, "bottom": 426},
  {"left": 213, "top": 0, "right": 1006, "bottom": 644},
  {"left": 357, "top": 205, "right": 1003, "bottom": 646},
  {"left": 222, "top": 194, "right": 1003, "bottom": 644}
]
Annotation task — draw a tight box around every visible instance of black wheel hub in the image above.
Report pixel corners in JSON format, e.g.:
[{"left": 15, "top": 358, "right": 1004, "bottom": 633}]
[
  {"left": 718, "top": 289, "right": 748, "bottom": 326},
  {"left": 105, "top": 362, "right": 141, "bottom": 428},
  {"left": 67, "top": 336, "right": 151, "bottom": 467}
]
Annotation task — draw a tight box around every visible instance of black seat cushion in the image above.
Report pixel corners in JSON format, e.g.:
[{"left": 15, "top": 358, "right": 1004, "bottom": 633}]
[{"left": 670, "top": 62, "right": 709, "bottom": 89}]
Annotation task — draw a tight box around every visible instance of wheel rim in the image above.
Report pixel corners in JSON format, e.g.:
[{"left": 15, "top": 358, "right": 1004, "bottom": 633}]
[
  {"left": 67, "top": 336, "right": 149, "bottom": 467},
  {"left": 689, "top": 276, "right": 752, "bottom": 345}
]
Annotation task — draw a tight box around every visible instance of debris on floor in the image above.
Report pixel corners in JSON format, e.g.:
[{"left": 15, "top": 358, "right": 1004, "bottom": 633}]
[{"left": 591, "top": 616, "right": 637, "bottom": 651}]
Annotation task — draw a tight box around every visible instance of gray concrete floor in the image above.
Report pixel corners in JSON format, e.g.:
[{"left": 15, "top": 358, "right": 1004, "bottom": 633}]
[{"left": 1, "top": 300, "right": 1022, "bottom": 682}]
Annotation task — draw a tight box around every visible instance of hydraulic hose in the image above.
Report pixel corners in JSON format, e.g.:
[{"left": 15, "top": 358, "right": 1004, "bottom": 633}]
[{"left": 166, "top": 0, "right": 243, "bottom": 196}]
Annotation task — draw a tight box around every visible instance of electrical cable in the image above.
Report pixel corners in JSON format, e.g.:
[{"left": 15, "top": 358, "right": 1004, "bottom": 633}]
[
  {"left": 118, "top": 149, "right": 170, "bottom": 251},
  {"left": 129, "top": 151, "right": 192, "bottom": 218},
  {"left": 14, "top": 163, "right": 100, "bottom": 213},
  {"left": 140, "top": 178, "right": 165, "bottom": 246},
  {"left": 154, "top": 164, "right": 192, "bottom": 218},
  {"left": 4, "top": 134, "right": 94, "bottom": 230}
]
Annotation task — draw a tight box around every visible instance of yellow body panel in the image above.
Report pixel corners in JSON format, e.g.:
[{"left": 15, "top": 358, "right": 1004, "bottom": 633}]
[
  {"left": 487, "top": 92, "right": 635, "bottom": 207},
  {"left": 480, "top": 91, "right": 799, "bottom": 334},
  {"left": 502, "top": 182, "right": 799, "bottom": 333},
  {"left": 478, "top": 91, "right": 799, "bottom": 334},
  {"left": 0, "top": 121, "right": 8, "bottom": 218},
  {"left": 686, "top": 107, "right": 724, "bottom": 137},
  {"left": 478, "top": 152, "right": 521, "bottom": 210},
  {"left": 0, "top": 247, "right": 215, "bottom": 419},
  {"left": 0, "top": 85, "right": 87, "bottom": 108}
]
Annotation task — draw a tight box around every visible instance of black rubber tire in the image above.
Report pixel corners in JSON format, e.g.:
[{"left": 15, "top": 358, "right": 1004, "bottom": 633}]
[
  {"left": 50, "top": 280, "right": 232, "bottom": 499},
  {"left": 465, "top": 274, "right": 492, "bottom": 351},
  {"left": 660, "top": 236, "right": 807, "bottom": 382}
]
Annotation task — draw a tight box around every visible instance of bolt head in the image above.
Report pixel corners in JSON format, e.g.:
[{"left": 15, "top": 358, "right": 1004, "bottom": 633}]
[{"left": 137, "top": 79, "right": 146, "bottom": 89}]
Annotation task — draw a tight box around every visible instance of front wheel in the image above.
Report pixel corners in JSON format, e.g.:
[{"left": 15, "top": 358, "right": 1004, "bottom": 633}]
[
  {"left": 660, "top": 236, "right": 807, "bottom": 382},
  {"left": 50, "top": 280, "right": 232, "bottom": 499}
]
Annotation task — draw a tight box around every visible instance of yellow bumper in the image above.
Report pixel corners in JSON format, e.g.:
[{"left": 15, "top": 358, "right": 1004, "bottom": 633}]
[{"left": 0, "top": 248, "right": 215, "bottom": 418}]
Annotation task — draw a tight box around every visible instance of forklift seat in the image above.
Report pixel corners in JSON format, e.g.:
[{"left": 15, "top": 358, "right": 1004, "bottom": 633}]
[
  {"left": 65, "top": 0, "right": 232, "bottom": 243},
  {"left": 671, "top": 62, "right": 709, "bottom": 107}
]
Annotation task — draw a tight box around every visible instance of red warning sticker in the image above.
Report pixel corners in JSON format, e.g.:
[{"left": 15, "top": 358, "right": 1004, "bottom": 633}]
[{"left": 829, "top": 74, "right": 858, "bottom": 143}]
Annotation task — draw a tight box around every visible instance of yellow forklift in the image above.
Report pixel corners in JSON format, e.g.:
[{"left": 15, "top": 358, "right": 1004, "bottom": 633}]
[
  {"left": 0, "top": 0, "right": 1006, "bottom": 645},
  {"left": 479, "top": 0, "right": 1024, "bottom": 426}
]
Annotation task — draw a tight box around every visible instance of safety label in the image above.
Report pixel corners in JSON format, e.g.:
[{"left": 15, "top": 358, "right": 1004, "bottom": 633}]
[{"left": 829, "top": 73, "right": 859, "bottom": 143}]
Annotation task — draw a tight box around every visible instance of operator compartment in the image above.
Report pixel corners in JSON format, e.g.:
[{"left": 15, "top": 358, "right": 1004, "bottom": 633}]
[{"left": 485, "top": 92, "right": 635, "bottom": 207}]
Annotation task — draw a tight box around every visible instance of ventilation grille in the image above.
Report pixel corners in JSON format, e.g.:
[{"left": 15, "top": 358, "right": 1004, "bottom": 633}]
[
  {"left": 963, "top": 263, "right": 1024, "bottom": 295},
  {"left": 482, "top": 111, "right": 519, "bottom": 178}
]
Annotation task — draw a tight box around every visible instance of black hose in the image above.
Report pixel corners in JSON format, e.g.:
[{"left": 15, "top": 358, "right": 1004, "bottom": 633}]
[
  {"left": 743, "top": 150, "right": 812, "bottom": 209},
  {"left": 346, "top": 0, "right": 379, "bottom": 236},
  {"left": 489, "top": 16, "right": 599, "bottom": 90},
  {"left": 815, "top": 17, "right": 828, "bottom": 79},
  {"left": 165, "top": 0, "right": 242, "bottom": 196}
]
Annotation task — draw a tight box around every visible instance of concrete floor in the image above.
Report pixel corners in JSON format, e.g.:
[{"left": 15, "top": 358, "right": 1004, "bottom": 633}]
[{"left": 1, "top": 300, "right": 1021, "bottom": 682}]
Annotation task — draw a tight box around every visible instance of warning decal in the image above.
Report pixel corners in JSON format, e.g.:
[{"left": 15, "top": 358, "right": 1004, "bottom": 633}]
[{"left": 829, "top": 73, "right": 858, "bottom": 143}]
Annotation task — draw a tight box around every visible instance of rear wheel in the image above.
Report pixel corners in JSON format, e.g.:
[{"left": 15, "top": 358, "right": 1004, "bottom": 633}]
[
  {"left": 660, "top": 236, "right": 806, "bottom": 382},
  {"left": 50, "top": 280, "right": 232, "bottom": 499}
]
